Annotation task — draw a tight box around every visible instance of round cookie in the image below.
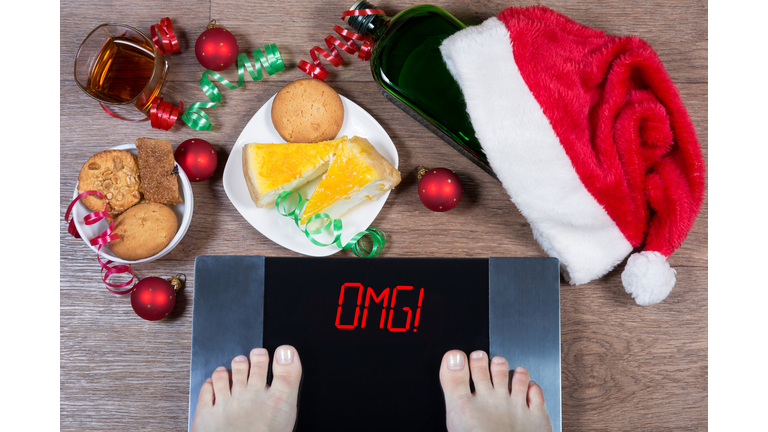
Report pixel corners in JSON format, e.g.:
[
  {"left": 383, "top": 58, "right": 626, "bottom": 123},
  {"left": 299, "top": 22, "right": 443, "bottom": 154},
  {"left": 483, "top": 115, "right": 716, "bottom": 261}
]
[
  {"left": 78, "top": 150, "right": 142, "bottom": 214},
  {"left": 271, "top": 79, "right": 344, "bottom": 143},
  {"left": 108, "top": 202, "right": 178, "bottom": 261}
]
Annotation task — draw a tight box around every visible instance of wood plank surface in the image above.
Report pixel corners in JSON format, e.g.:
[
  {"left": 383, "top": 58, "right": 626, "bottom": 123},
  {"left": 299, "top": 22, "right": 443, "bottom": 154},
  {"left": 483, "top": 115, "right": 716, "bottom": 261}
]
[{"left": 60, "top": 1, "right": 708, "bottom": 431}]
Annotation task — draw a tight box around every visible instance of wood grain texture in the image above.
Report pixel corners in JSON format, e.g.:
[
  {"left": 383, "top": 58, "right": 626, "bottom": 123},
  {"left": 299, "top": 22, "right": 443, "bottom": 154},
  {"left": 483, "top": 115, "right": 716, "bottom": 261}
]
[{"left": 60, "top": 0, "right": 708, "bottom": 430}]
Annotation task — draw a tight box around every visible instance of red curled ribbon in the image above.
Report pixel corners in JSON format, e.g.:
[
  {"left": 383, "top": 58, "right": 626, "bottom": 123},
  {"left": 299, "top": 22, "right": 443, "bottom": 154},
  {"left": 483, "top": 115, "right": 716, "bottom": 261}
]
[
  {"left": 298, "top": 9, "right": 385, "bottom": 81},
  {"left": 150, "top": 17, "right": 179, "bottom": 55},
  {"left": 147, "top": 17, "right": 182, "bottom": 129},
  {"left": 65, "top": 191, "right": 135, "bottom": 293},
  {"left": 99, "top": 98, "right": 183, "bottom": 131},
  {"left": 99, "top": 102, "right": 149, "bottom": 122},
  {"left": 150, "top": 97, "right": 183, "bottom": 131}
]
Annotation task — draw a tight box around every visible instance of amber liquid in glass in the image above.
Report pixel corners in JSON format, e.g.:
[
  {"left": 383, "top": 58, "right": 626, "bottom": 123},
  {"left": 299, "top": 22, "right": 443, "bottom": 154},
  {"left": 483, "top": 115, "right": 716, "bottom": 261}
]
[{"left": 86, "top": 36, "right": 158, "bottom": 113}]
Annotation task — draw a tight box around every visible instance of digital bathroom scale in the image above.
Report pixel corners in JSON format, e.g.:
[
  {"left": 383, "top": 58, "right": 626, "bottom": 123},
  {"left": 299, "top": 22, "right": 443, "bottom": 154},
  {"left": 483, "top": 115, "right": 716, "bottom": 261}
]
[{"left": 188, "top": 256, "right": 561, "bottom": 432}]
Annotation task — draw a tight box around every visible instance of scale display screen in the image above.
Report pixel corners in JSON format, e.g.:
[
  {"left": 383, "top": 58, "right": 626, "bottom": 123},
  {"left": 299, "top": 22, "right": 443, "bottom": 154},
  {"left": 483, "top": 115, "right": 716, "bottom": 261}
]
[
  {"left": 189, "top": 256, "right": 561, "bottom": 432},
  {"left": 263, "top": 258, "right": 489, "bottom": 430}
]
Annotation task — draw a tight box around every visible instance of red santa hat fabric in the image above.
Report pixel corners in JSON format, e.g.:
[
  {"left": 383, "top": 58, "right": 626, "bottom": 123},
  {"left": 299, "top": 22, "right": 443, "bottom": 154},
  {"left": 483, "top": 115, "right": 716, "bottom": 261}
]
[{"left": 439, "top": 6, "right": 705, "bottom": 305}]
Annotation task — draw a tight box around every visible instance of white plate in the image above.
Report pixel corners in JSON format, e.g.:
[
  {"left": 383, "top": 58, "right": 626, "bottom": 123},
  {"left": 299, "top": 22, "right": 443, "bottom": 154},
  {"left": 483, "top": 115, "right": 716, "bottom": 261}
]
[
  {"left": 71, "top": 143, "right": 194, "bottom": 264},
  {"left": 223, "top": 94, "right": 399, "bottom": 257}
]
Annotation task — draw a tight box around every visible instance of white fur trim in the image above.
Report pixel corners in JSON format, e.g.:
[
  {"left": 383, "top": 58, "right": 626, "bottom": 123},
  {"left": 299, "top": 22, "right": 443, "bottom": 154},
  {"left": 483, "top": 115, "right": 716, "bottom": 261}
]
[
  {"left": 621, "top": 251, "right": 676, "bottom": 305},
  {"left": 440, "top": 18, "right": 632, "bottom": 284}
]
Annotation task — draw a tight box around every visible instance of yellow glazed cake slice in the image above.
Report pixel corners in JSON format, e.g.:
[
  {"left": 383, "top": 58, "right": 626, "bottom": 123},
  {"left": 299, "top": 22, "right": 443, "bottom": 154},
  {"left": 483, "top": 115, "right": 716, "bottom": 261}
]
[
  {"left": 301, "top": 136, "right": 401, "bottom": 226},
  {"left": 242, "top": 137, "right": 345, "bottom": 208}
]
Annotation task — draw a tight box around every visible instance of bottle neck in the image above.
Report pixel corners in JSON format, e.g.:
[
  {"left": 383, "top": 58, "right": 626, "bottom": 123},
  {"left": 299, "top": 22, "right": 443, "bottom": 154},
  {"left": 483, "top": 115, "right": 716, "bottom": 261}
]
[
  {"left": 362, "top": 14, "right": 389, "bottom": 42},
  {"left": 346, "top": 1, "right": 390, "bottom": 42}
]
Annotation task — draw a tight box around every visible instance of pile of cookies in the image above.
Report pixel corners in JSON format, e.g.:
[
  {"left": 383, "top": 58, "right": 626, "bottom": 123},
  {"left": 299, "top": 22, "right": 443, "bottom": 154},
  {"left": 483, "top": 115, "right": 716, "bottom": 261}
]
[{"left": 77, "top": 138, "right": 183, "bottom": 261}]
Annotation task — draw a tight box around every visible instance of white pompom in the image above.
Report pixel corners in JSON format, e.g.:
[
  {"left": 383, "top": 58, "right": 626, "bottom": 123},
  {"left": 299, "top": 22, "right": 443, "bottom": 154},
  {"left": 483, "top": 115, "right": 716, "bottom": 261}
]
[{"left": 621, "top": 251, "right": 676, "bottom": 306}]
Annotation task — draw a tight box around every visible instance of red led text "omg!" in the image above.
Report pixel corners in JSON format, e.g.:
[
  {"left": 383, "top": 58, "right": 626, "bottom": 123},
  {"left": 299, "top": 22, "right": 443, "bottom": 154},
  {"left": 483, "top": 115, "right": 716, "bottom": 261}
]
[{"left": 335, "top": 283, "right": 424, "bottom": 332}]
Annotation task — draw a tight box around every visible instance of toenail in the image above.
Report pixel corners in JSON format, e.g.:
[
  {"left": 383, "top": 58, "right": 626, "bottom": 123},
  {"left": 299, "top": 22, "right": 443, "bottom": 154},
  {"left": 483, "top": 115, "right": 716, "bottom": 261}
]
[
  {"left": 251, "top": 348, "right": 268, "bottom": 356},
  {"left": 492, "top": 357, "right": 506, "bottom": 364},
  {"left": 447, "top": 353, "right": 465, "bottom": 370},
  {"left": 216, "top": 366, "right": 227, "bottom": 371},
  {"left": 515, "top": 366, "right": 527, "bottom": 373},
  {"left": 206, "top": 378, "right": 212, "bottom": 383},
  {"left": 529, "top": 380, "right": 537, "bottom": 387},
  {"left": 233, "top": 355, "right": 247, "bottom": 362},
  {"left": 470, "top": 351, "right": 484, "bottom": 359},
  {"left": 276, "top": 346, "right": 293, "bottom": 365}
]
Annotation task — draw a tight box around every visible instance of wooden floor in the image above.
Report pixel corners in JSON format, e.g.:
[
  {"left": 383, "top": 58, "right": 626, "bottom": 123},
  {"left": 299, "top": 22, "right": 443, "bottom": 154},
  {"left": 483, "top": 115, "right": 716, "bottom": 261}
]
[{"left": 60, "top": 1, "right": 708, "bottom": 430}]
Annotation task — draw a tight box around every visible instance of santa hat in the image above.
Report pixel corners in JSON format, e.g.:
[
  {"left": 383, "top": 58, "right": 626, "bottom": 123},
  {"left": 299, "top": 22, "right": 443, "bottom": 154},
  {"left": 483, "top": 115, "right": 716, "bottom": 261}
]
[{"left": 440, "top": 6, "right": 705, "bottom": 305}]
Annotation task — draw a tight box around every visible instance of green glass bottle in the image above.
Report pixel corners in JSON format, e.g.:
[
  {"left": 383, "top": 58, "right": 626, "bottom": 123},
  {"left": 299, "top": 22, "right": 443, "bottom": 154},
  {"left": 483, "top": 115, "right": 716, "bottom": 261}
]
[{"left": 346, "top": 1, "right": 495, "bottom": 178}]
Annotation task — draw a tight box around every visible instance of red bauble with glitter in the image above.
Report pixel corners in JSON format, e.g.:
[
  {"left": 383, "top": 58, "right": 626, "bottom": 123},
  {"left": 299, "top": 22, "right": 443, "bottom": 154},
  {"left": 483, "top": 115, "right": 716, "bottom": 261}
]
[
  {"left": 131, "top": 277, "right": 176, "bottom": 321},
  {"left": 195, "top": 23, "right": 239, "bottom": 71},
  {"left": 417, "top": 167, "right": 463, "bottom": 212},
  {"left": 175, "top": 139, "right": 217, "bottom": 182}
]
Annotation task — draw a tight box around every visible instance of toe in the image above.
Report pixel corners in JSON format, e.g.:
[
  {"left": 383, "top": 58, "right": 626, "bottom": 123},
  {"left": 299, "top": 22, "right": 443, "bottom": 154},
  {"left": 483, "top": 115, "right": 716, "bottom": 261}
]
[
  {"left": 510, "top": 366, "right": 530, "bottom": 405},
  {"left": 269, "top": 345, "right": 303, "bottom": 404},
  {"left": 230, "top": 355, "right": 249, "bottom": 396},
  {"left": 527, "top": 380, "right": 547, "bottom": 410},
  {"left": 490, "top": 356, "right": 510, "bottom": 395},
  {"left": 439, "top": 350, "right": 471, "bottom": 399},
  {"left": 197, "top": 378, "right": 214, "bottom": 409},
  {"left": 211, "top": 366, "right": 231, "bottom": 403},
  {"left": 468, "top": 351, "right": 493, "bottom": 393},
  {"left": 248, "top": 348, "right": 270, "bottom": 391}
]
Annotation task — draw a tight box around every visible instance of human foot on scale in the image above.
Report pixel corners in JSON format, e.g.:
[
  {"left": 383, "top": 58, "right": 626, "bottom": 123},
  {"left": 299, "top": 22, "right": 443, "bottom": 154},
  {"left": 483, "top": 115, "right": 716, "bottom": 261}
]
[
  {"left": 191, "top": 345, "right": 302, "bottom": 432},
  {"left": 439, "top": 350, "right": 553, "bottom": 432}
]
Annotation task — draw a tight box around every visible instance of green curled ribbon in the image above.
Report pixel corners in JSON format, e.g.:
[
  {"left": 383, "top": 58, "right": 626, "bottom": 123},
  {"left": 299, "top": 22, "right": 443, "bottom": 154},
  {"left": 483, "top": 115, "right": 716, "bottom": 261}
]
[
  {"left": 276, "top": 191, "right": 386, "bottom": 257},
  {"left": 182, "top": 44, "right": 284, "bottom": 131}
]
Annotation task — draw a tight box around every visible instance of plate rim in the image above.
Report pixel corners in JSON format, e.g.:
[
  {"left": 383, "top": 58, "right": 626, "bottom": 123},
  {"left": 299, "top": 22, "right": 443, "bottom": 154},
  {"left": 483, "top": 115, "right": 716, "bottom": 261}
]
[{"left": 223, "top": 94, "right": 399, "bottom": 257}]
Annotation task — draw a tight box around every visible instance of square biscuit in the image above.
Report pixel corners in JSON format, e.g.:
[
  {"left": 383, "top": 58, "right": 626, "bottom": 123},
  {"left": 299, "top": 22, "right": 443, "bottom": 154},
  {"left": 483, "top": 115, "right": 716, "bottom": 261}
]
[{"left": 135, "top": 137, "right": 182, "bottom": 205}]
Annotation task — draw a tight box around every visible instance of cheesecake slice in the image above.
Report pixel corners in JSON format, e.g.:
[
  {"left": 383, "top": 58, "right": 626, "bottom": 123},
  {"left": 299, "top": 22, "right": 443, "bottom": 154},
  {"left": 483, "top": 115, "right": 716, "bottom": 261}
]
[
  {"left": 242, "top": 137, "right": 345, "bottom": 208},
  {"left": 301, "top": 136, "right": 401, "bottom": 226}
]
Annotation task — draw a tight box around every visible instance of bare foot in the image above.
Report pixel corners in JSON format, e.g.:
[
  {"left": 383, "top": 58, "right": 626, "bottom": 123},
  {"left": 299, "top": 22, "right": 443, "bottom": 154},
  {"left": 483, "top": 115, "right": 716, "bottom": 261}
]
[
  {"left": 191, "top": 345, "right": 302, "bottom": 432},
  {"left": 439, "top": 350, "right": 552, "bottom": 432}
]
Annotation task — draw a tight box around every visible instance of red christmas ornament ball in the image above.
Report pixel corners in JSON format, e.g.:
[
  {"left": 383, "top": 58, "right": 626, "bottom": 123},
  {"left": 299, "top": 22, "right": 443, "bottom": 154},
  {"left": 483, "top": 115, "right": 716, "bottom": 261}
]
[
  {"left": 175, "top": 139, "right": 217, "bottom": 182},
  {"left": 418, "top": 167, "right": 463, "bottom": 212},
  {"left": 195, "top": 27, "right": 239, "bottom": 71},
  {"left": 131, "top": 277, "right": 176, "bottom": 321}
]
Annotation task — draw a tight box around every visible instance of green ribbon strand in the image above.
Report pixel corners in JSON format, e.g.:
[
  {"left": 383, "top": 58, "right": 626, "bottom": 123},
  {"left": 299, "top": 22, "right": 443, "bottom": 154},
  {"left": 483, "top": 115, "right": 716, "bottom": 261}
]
[
  {"left": 182, "top": 44, "right": 284, "bottom": 131},
  {"left": 276, "top": 191, "right": 386, "bottom": 257}
]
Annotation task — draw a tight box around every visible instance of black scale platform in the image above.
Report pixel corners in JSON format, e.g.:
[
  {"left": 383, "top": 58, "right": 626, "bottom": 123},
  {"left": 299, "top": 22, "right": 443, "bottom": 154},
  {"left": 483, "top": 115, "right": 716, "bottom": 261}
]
[{"left": 188, "top": 256, "right": 561, "bottom": 432}]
